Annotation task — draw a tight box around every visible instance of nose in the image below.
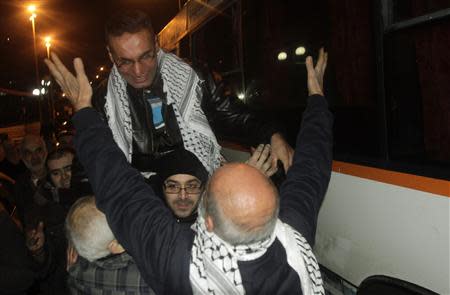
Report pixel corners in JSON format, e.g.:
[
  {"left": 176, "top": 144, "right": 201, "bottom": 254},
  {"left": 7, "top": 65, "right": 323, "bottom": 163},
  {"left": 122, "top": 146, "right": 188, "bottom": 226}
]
[
  {"left": 31, "top": 151, "right": 40, "bottom": 161},
  {"left": 132, "top": 61, "right": 143, "bottom": 76},
  {"left": 179, "top": 189, "right": 188, "bottom": 200},
  {"left": 62, "top": 171, "right": 70, "bottom": 180}
]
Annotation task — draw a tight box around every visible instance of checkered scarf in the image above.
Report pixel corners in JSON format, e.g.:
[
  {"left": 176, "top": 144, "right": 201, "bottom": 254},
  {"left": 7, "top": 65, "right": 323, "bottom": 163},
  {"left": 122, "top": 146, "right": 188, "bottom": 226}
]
[
  {"left": 190, "top": 216, "right": 325, "bottom": 294},
  {"left": 103, "top": 50, "right": 222, "bottom": 174}
]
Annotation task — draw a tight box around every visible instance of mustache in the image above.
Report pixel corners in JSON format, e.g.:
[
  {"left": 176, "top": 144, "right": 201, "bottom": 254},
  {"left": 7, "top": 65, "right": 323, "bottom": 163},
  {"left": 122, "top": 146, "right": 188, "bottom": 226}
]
[{"left": 174, "top": 199, "right": 194, "bottom": 206}]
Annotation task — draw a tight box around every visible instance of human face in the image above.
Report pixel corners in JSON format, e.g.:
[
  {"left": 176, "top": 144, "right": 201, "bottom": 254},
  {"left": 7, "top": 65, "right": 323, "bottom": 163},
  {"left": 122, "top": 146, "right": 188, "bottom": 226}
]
[
  {"left": 21, "top": 139, "right": 47, "bottom": 175},
  {"left": 108, "top": 29, "right": 158, "bottom": 89},
  {"left": 163, "top": 174, "right": 203, "bottom": 218},
  {"left": 47, "top": 153, "right": 74, "bottom": 189}
]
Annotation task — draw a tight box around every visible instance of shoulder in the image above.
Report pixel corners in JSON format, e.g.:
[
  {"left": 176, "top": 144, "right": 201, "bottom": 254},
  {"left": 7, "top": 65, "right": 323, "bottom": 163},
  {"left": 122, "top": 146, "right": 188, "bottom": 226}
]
[{"left": 159, "top": 50, "right": 196, "bottom": 76}]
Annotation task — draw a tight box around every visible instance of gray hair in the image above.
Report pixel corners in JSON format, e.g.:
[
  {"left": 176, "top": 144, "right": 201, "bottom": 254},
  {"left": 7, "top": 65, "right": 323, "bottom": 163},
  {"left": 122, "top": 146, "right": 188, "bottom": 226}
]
[
  {"left": 200, "top": 187, "right": 280, "bottom": 246},
  {"left": 65, "top": 196, "right": 115, "bottom": 262},
  {"left": 20, "top": 134, "right": 46, "bottom": 154}
]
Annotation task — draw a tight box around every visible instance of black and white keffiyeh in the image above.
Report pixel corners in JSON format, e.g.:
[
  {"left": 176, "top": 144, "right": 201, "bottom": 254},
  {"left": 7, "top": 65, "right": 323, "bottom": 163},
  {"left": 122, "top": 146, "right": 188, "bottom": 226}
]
[
  {"left": 190, "top": 216, "right": 325, "bottom": 294},
  {"left": 103, "top": 50, "right": 222, "bottom": 174}
]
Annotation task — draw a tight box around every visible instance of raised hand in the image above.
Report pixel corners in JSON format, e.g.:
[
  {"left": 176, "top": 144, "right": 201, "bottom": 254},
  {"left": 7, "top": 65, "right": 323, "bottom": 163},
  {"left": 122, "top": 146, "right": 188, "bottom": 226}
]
[
  {"left": 306, "top": 48, "right": 328, "bottom": 96},
  {"left": 270, "top": 133, "right": 294, "bottom": 173},
  {"left": 44, "top": 53, "right": 93, "bottom": 111},
  {"left": 246, "top": 144, "right": 278, "bottom": 177},
  {"left": 26, "top": 221, "right": 45, "bottom": 261}
]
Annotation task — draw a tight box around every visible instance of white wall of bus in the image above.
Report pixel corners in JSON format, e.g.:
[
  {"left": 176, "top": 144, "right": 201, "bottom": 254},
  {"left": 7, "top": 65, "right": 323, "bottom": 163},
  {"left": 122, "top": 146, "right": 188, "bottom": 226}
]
[{"left": 315, "top": 171, "right": 449, "bottom": 294}]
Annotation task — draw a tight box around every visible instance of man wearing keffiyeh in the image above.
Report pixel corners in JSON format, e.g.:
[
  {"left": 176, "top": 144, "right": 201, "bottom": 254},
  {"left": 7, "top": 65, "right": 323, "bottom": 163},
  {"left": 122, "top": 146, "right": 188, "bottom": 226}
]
[{"left": 91, "top": 9, "right": 294, "bottom": 178}]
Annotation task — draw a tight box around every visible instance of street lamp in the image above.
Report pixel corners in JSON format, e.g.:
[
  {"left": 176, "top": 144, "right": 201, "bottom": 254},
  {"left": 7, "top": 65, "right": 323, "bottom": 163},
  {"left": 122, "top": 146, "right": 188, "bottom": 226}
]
[
  {"left": 44, "top": 36, "right": 51, "bottom": 58},
  {"left": 27, "top": 4, "right": 43, "bottom": 125},
  {"left": 27, "top": 5, "right": 39, "bottom": 86}
]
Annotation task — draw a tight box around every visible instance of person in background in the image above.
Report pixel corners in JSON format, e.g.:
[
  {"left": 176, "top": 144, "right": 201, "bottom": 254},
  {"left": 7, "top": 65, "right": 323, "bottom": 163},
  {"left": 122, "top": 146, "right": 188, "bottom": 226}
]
[
  {"left": 0, "top": 197, "right": 52, "bottom": 295},
  {"left": 0, "top": 136, "right": 26, "bottom": 181},
  {"left": 14, "top": 134, "right": 48, "bottom": 225},
  {"left": 157, "top": 145, "right": 278, "bottom": 224},
  {"left": 66, "top": 196, "right": 154, "bottom": 294}
]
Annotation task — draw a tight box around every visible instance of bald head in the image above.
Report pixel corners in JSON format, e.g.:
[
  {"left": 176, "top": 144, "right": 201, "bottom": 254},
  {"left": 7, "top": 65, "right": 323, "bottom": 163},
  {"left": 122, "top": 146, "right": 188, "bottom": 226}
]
[
  {"left": 204, "top": 163, "right": 279, "bottom": 245},
  {"left": 66, "top": 196, "right": 117, "bottom": 261}
]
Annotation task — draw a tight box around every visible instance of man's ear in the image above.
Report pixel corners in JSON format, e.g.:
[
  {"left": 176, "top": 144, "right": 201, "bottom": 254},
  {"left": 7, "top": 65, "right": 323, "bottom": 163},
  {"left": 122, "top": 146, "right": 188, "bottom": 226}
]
[
  {"left": 205, "top": 215, "right": 214, "bottom": 232},
  {"left": 108, "top": 239, "right": 125, "bottom": 254},
  {"left": 106, "top": 46, "right": 114, "bottom": 64}
]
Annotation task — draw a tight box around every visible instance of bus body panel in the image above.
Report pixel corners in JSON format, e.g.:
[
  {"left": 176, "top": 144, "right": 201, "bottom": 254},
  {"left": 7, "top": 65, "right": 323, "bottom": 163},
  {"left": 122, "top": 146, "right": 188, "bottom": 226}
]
[{"left": 315, "top": 172, "right": 450, "bottom": 294}]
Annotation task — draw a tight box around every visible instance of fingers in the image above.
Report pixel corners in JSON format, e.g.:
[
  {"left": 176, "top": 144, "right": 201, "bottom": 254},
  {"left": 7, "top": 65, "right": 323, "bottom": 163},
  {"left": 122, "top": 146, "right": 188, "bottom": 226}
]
[
  {"left": 305, "top": 56, "right": 314, "bottom": 76},
  {"left": 51, "top": 52, "right": 71, "bottom": 77},
  {"left": 281, "top": 149, "right": 294, "bottom": 173},
  {"left": 44, "top": 58, "right": 65, "bottom": 89},
  {"left": 257, "top": 144, "right": 271, "bottom": 166},
  {"left": 322, "top": 51, "right": 328, "bottom": 73},
  {"left": 246, "top": 144, "right": 264, "bottom": 165},
  {"left": 315, "top": 48, "right": 328, "bottom": 80},
  {"left": 74, "top": 58, "right": 89, "bottom": 84},
  {"left": 37, "top": 221, "right": 44, "bottom": 233},
  {"left": 246, "top": 144, "right": 276, "bottom": 177},
  {"left": 305, "top": 48, "right": 328, "bottom": 96},
  {"left": 45, "top": 53, "right": 75, "bottom": 96}
]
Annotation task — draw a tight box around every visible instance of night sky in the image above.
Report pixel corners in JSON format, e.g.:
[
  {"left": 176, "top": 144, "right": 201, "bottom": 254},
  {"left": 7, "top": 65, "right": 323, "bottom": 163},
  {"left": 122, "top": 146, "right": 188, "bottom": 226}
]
[{"left": 0, "top": 0, "right": 180, "bottom": 92}]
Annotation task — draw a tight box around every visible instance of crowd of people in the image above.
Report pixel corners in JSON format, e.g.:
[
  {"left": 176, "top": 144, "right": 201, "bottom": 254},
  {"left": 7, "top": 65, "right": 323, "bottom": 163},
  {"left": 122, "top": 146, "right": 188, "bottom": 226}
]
[{"left": 1, "top": 9, "right": 331, "bottom": 295}]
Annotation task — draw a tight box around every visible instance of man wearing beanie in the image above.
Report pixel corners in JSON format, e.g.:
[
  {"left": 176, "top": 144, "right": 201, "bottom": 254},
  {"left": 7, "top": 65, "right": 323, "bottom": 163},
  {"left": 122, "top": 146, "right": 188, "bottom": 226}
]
[{"left": 157, "top": 149, "right": 208, "bottom": 223}]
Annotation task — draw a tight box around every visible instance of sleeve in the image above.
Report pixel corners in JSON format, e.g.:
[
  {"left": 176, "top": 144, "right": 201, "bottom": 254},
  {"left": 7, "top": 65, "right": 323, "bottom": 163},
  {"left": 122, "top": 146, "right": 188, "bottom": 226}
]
[
  {"left": 197, "top": 65, "right": 282, "bottom": 146},
  {"left": 90, "top": 79, "right": 108, "bottom": 120},
  {"left": 72, "top": 108, "right": 182, "bottom": 292},
  {"left": 278, "top": 95, "right": 333, "bottom": 246}
]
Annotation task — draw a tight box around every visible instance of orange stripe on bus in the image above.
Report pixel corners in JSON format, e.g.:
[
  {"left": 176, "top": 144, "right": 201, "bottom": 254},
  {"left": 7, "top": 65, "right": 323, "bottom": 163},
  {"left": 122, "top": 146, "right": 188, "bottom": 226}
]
[{"left": 332, "top": 160, "right": 450, "bottom": 197}]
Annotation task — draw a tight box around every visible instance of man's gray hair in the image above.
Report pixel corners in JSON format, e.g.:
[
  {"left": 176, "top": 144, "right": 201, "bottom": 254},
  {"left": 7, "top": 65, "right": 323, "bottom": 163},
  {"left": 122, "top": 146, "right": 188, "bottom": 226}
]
[
  {"left": 200, "top": 188, "right": 280, "bottom": 246},
  {"left": 65, "top": 196, "right": 115, "bottom": 262},
  {"left": 20, "top": 134, "right": 46, "bottom": 153}
]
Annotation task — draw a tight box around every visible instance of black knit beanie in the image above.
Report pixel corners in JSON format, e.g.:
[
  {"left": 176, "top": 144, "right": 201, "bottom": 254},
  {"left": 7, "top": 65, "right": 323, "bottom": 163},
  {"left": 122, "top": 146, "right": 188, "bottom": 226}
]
[{"left": 157, "top": 149, "right": 208, "bottom": 183}]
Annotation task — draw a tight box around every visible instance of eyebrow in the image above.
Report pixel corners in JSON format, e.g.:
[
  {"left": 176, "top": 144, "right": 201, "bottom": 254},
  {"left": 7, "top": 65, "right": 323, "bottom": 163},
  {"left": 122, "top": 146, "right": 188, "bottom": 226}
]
[
  {"left": 165, "top": 179, "right": 200, "bottom": 184},
  {"left": 116, "top": 49, "right": 154, "bottom": 63},
  {"left": 49, "top": 164, "right": 72, "bottom": 173}
]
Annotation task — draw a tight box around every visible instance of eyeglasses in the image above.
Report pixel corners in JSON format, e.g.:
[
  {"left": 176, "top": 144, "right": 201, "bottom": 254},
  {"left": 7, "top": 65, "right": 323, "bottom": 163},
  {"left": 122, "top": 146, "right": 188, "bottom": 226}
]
[
  {"left": 163, "top": 181, "right": 203, "bottom": 194},
  {"left": 112, "top": 50, "right": 156, "bottom": 71}
]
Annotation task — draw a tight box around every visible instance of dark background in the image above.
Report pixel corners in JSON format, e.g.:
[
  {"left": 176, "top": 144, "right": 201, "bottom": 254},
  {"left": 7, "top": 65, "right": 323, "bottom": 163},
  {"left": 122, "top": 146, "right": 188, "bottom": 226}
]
[{"left": 0, "top": 0, "right": 181, "bottom": 91}]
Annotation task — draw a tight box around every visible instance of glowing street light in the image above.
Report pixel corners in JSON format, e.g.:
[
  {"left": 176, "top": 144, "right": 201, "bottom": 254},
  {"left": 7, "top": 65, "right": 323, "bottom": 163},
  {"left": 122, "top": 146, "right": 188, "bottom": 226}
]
[
  {"left": 27, "top": 4, "right": 39, "bottom": 86},
  {"left": 295, "top": 46, "right": 306, "bottom": 56},
  {"left": 44, "top": 36, "right": 52, "bottom": 58},
  {"left": 277, "top": 51, "right": 287, "bottom": 61},
  {"left": 27, "top": 4, "right": 42, "bottom": 124}
]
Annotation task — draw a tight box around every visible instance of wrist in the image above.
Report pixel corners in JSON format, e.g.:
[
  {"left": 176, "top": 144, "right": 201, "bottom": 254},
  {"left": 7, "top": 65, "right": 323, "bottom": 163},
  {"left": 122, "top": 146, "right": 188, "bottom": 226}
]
[{"left": 74, "top": 104, "right": 93, "bottom": 112}]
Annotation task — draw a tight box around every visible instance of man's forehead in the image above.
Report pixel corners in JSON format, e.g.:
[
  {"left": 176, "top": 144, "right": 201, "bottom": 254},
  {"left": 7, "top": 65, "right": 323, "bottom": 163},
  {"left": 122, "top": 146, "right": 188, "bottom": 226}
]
[
  {"left": 23, "top": 140, "right": 44, "bottom": 151},
  {"left": 109, "top": 30, "right": 155, "bottom": 55},
  {"left": 166, "top": 174, "right": 200, "bottom": 183},
  {"left": 48, "top": 154, "right": 73, "bottom": 167}
]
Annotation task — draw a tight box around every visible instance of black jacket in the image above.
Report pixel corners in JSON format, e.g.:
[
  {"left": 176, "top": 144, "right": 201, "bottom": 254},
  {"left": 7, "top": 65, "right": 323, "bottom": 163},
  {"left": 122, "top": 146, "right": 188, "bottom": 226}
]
[
  {"left": 91, "top": 65, "right": 280, "bottom": 147},
  {"left": 73, "top": 94, "right": 333, "bottom": 294}
]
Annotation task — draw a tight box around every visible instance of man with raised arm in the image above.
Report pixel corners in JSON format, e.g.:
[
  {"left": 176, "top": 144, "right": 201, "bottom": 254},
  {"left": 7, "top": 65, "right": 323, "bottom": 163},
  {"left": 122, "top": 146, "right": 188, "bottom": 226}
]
[{"left": 45, "top": 48, "right": 332, "bottom": 294}]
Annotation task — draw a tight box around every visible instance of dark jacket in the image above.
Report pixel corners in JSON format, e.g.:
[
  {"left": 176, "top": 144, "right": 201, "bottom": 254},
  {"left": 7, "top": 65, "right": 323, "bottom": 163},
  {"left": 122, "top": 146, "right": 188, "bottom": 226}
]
[
  {"left": 73, "top": 94, "right": 333, "bottom": 294},
  {"left": 91, "top": 65, "right": 280, "bottom": 148},
  {"left": 0, "top": 210, "right": 37, "bottom": 295}
]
